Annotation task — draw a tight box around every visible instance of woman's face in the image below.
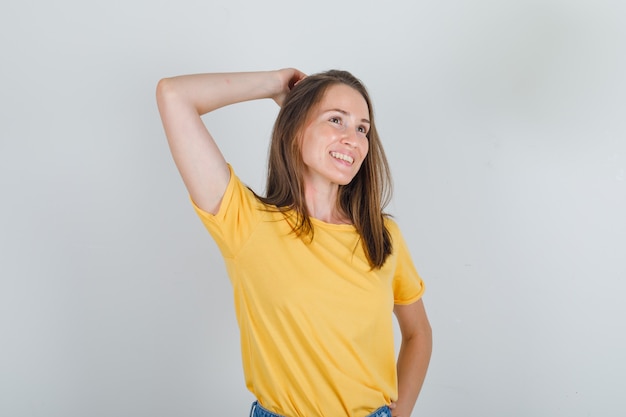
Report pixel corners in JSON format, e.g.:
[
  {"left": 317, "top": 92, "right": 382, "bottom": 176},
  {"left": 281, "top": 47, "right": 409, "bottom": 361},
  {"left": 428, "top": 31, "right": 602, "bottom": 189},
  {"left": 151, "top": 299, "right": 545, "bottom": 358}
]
[{"left": 299, "top": 83, "right": 370, "bottom": 189}]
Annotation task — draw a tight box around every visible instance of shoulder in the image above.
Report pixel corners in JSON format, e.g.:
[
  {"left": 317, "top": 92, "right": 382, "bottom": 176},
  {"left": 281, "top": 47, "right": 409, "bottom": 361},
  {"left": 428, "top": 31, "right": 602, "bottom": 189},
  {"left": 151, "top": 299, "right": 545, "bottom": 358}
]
[
  {"left": 383, "top": 216, "right": 401, "bottom": 235},
  {"left": 383, "top": 216, "right": 413, "bottom": 254},
  {"left": 193, "top": 164, "right": 268, "bottom": 221}
]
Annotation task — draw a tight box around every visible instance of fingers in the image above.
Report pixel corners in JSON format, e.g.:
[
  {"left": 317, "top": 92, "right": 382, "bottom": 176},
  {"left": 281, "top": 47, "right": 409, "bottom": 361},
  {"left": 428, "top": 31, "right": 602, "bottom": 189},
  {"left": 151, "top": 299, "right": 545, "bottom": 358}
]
[
  {"left": 287, "top": 68, "right": 307, "bottom": 90},
  {"left": 272, "top": 68, "right": 307, "bottom": 106}
]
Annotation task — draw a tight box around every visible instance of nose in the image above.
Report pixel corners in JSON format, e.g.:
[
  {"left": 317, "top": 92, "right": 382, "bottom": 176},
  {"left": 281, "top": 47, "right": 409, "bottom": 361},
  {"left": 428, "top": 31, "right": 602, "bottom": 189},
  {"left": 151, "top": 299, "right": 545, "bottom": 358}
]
[{"left": 341, "top": 127, "right": 359, "bottom": 147}]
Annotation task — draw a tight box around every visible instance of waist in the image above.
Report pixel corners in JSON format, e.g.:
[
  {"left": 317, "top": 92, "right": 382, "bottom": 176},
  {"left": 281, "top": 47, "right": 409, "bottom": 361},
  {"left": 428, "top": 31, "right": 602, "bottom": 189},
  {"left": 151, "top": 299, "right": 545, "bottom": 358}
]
[{"left": 249, "top": 401, "right": 392, "bottom": 417}]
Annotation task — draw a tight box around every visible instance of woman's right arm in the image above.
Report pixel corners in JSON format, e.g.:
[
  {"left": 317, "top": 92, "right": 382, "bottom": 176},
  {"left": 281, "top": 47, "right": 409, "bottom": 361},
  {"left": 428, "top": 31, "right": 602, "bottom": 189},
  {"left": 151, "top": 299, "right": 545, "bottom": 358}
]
[{"left": 156, "top": 69, "right": 306, "bottom": 214}]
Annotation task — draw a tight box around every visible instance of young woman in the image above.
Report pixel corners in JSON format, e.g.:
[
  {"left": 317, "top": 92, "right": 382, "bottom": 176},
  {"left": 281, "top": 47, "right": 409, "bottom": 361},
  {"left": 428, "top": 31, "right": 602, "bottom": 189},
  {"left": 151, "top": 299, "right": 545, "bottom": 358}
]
[{"left": 156, "top": 68, "right": 432, "bottom": 417}]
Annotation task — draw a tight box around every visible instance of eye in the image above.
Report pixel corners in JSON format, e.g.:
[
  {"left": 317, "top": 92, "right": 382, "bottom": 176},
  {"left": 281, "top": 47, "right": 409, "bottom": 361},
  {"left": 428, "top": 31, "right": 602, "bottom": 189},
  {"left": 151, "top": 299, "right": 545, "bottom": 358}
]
[
  {"left": 329, "top": 117, "right": 341, "bottom": 124},
  {"left": 358, "top": 125, "right": 370, "bottom": 137}
]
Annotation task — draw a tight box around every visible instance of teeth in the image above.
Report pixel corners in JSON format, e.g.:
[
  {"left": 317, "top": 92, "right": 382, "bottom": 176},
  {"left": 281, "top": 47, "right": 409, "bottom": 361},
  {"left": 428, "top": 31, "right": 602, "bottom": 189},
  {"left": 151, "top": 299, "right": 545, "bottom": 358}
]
[{"left": 330, "top": 151, "right": 354, "bottom": 164}]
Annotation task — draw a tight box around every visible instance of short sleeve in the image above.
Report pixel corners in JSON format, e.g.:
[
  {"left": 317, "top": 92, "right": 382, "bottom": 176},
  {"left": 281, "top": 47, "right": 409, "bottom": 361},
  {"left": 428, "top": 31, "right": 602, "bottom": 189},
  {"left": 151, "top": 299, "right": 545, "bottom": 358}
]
[
  {"left": 388, "top": 220, "right": 426, "bottom": 305},
  {"left": 191, "top": 165, "right": 261, "bottom": 258}
]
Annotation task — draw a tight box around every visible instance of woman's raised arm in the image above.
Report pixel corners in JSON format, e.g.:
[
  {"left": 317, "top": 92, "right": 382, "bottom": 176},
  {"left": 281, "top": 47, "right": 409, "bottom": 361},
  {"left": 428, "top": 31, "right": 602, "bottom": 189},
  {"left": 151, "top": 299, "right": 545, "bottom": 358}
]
[{"left": 156, "top": 69, "right": 306, "bottom": 214}]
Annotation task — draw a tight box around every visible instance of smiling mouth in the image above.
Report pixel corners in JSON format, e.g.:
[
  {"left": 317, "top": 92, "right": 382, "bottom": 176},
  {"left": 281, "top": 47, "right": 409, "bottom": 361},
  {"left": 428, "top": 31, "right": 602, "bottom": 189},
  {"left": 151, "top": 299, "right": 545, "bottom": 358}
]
[{"left": 330, "top": 151, "right": 354, "bottom": 165}]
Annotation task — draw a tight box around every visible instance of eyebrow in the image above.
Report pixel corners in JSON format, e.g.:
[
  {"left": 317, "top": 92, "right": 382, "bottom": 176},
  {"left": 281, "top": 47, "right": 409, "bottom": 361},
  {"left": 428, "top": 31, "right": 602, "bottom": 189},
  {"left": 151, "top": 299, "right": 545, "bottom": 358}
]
[{"left": 325, "top": 108, "right": 370, "bottom": 125}]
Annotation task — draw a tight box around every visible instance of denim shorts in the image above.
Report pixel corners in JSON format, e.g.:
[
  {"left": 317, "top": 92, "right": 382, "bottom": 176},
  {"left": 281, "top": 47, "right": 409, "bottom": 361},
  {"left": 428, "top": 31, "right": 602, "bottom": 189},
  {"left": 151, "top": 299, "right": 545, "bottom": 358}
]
[{"left": 249, "top": 400, "right": 392, "bottom": 417}]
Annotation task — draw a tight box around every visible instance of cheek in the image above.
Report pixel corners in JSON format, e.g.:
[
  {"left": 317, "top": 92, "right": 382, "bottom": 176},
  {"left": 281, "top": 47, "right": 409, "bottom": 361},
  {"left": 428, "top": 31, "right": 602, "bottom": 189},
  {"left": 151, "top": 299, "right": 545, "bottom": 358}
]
[
  {"left": 361, "top": 142, "right": 370, "bottom": 158},
  {"left": 300, "top": 136, "right": 323, "bottom": 165},
  {"left": 355, "top": 147, "right": 369, "bottom": 170}
]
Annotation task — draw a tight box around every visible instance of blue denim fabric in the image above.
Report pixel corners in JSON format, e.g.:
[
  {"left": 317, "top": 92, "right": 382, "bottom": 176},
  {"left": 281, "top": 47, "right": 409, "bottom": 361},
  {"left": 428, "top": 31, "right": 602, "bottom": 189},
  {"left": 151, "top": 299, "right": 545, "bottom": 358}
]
[{"left": 249, "top": 401, "right": 392, "bottom": 417}]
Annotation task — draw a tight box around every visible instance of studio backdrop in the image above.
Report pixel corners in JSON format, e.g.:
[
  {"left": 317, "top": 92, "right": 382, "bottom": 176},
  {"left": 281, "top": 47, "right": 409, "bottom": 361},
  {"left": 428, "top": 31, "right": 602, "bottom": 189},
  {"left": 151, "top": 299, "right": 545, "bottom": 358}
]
[{"left": 1, "top": 1, "right": 625, "bottom": 416}]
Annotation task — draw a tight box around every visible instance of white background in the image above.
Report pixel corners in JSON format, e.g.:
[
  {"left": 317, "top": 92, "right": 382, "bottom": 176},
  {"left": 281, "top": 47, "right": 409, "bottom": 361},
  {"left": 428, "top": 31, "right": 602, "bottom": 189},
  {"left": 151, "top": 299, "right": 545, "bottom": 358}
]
[{"left": 1, "top": 0, "right": 625, "bottom": 416}]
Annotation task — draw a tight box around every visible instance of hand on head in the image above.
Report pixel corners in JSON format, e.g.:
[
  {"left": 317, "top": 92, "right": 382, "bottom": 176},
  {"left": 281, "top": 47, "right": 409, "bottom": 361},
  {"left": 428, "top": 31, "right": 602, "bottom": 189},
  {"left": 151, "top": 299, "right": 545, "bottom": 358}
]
[{"left": 272, "top": 68, "right": 307, "bottom": 106}]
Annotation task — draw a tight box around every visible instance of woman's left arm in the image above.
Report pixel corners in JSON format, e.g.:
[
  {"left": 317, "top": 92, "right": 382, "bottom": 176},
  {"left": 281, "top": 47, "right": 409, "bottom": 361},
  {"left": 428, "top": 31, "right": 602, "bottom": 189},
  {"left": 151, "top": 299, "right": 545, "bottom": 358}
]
[{"left": 392, "top": 299, "right": 432, "bottom": 417}]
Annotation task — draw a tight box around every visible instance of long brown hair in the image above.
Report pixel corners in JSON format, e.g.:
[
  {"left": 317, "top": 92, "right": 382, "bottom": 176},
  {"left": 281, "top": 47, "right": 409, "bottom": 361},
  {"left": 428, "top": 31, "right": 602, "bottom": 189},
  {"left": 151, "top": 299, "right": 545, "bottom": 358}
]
[{"left": 257, "top": 70, "right": 393, "bottom": 269}]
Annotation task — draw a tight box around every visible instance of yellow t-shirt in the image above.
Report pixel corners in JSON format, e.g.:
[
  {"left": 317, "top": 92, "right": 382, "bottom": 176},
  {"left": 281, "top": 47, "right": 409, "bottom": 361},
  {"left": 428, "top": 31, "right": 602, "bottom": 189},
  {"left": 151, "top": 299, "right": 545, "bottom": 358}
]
[{"left": 192, "top": 166, "right": 425, "bottom": 417}]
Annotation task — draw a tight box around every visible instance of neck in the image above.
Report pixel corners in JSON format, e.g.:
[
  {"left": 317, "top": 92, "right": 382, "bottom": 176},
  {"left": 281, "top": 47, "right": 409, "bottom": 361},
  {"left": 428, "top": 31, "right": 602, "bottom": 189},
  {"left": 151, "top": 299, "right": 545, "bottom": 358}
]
[{"left": 304, "top": 182, "right": 349, "bottom": 225}]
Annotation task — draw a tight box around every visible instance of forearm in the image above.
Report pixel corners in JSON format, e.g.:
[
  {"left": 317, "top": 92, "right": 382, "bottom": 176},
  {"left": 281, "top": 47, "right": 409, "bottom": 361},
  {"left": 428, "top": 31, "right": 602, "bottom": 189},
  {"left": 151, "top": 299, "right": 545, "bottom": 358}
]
[
  {"left": 395, "top": 323, "right": 432, "bottom": 416},
  {"left": 156, "top": 71, "right": 282, "bottom": 115}
]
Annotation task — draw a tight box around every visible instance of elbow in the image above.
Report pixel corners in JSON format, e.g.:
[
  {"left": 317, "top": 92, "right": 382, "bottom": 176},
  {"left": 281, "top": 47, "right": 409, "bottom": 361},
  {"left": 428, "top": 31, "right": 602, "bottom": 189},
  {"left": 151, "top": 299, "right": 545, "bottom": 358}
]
[
  {"left": 421, "top": 315, "right": 433, "bottom": 342},
  {"left": 156, "top": 77, "right": 189, "bottom": 118},
  {"left": 407, "top": 317, "right": 432, "bottom": 347},
  {"left": 156, "top": 77, "right": 175, "bottom": 106},
  {"left": 423, "top": 321, "right": 433, "bottom": 348},
  {"left": 414, "top": 321, "right": 432, "bottom": 347}
]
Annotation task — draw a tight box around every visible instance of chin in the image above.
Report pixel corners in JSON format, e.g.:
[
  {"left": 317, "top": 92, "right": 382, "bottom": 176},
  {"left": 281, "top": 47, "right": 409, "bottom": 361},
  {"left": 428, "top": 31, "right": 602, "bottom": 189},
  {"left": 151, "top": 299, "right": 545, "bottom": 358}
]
[{"left": 335, "top": 174, "right": 358, "bottom": 186}]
